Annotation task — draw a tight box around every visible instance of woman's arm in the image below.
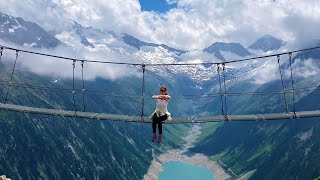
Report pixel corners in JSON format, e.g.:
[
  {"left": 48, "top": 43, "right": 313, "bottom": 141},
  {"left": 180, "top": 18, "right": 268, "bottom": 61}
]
[
  {"left": 159, "top": 95, "right": 171, "bottom": 100},
  {"left": 152, "top": 95, "right": 170, "bottom": 100},
  {"left": 152, "top": 95, "right": 159, "bottom": 99}
]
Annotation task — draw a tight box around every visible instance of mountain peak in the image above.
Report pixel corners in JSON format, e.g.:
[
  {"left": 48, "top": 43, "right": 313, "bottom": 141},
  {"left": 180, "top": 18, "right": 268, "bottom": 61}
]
[
  {"left": 121, "top": 33, "right": 185, "bottom": 54},
  {"left": 248, "top": 35, "right": 285, "bottom": 52},
  {"left": 0, "top": 11, "right": 61, "bottom": 48},
  {"left": 203, "top": 42, "right": 252, "bottom": 60}
]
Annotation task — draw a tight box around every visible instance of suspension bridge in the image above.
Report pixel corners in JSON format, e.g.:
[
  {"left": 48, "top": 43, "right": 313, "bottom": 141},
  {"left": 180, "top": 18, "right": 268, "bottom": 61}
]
[{"left": 0, "top": 44, "right": 320, "bottom": 124}]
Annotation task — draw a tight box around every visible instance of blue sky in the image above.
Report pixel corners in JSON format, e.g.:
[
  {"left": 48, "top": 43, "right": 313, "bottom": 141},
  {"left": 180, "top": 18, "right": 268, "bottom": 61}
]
[{"left": 139, "top": 0, "right": 177, "bottom": 13}]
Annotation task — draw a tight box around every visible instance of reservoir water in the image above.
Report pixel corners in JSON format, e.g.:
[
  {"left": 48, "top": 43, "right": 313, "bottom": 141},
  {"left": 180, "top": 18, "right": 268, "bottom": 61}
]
[{"left": 158, "top": 161, "right": 215, "bottom": 180}]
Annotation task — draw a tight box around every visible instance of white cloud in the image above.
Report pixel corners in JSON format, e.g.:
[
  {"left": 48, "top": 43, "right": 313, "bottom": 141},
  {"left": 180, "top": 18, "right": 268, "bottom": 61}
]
[
  {"left": 0, "top": 0, "right": 320, "bottom": 51},
  {"left": 166, "top": 0, "right": 178, "bottom": 5},
  {"left": 291, "top": 58, "right": 320, "bottom": 79},
  {"left": 248, "top": 58, "right": 279, "bottom": 85},
  {"left": 0, "top": 40, "right": 141, "bottom": 81}
]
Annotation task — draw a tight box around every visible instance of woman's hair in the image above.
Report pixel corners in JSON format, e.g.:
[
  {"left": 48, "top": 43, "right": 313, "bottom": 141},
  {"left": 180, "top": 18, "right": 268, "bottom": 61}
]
[
  {"left": 160, "top": 86, "right": 169, "bottom": 95},
  {"left": 160, "top": 86, "right": 167, "bottom": 91}
]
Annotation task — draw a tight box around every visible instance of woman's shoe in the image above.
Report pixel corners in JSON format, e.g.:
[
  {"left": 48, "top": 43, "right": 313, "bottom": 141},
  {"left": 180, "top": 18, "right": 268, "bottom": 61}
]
[
  {"left": 152, "top": 133, "right": 157, "bottom": 142},
  {"left": 158, "top": 134, "right": 162, "bottom": 143}
]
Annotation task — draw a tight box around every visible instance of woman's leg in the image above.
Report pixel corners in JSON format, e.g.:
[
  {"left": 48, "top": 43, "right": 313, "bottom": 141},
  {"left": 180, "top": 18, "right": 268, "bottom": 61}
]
[
  {"left": 158, "top": 114, "right": 168, "bottom": 134},
  {"left": 157, "top": 114, "right": 167, "bottom": 143},
  {"left": 152, "top": 113, "right": 157, "bottom": 134},
  {"left": 152, "top": 114, "right": 158, "bottom": 142}
]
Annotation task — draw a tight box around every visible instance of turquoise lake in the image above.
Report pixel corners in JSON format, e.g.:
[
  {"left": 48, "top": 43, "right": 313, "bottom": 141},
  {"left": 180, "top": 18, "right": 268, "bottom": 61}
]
[{"left": 158, "top": 161, "right": 215, "bottom": 180}]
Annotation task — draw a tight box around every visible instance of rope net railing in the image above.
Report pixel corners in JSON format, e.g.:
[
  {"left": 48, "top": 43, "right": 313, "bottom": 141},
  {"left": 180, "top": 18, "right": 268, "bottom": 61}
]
[{"left": 0, "top": 44, "right": 320, "bottom": 123}]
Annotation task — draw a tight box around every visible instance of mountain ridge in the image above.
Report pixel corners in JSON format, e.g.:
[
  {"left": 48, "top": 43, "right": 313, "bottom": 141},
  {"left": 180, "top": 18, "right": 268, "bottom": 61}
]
[
  {"left": 203, "top": 42, "right": 252, "bottom": 60},
  {"left": 0, "top": 12, "right": 61, "bottom": 48},
  {"left": 248, "top": 34, "right": 285, "bottom": 52}
]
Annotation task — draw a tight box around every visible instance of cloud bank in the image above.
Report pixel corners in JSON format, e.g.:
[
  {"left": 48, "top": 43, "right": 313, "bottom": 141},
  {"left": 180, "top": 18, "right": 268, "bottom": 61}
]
[
  {"left": 0, "top": 40, "right": 141, "bottom": 82},
  {"left": 0, "top": 0, "right": 319, "bottom": 85},
  {"left": 0, "top": 0, "right": 319, "bottom": 51}
]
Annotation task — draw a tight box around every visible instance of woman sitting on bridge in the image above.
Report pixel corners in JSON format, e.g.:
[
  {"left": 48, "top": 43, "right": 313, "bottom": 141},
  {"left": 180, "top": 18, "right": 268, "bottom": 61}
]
[{"left": 151, "top": 86, "right": 171, "bottom": 143}]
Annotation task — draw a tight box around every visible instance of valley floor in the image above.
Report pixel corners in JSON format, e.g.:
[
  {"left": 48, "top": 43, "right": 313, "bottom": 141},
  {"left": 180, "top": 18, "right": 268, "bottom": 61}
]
[{"left": 143, "top": 124, "right": 231, "bottom": 180}]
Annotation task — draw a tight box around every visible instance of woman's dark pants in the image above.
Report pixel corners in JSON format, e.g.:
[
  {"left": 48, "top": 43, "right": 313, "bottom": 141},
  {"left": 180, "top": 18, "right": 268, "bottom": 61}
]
[{"left": 152, "top": 113, "right": 167, "bottom": 134}]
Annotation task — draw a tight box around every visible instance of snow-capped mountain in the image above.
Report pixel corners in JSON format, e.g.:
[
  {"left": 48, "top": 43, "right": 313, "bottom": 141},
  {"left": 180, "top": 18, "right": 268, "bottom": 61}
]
[
  {"left": 248, "top": 35, "right": 285, "bottom": 52},
  {"left": 0, "top": 12, "right": 285, "bottom": 85},
  {"left": 56, "top": 20, "right": 184, "bottom": 55},
  {"left": 0, "top": 12, "right": 61, "bottom": 48},
  {"left": 203, "top": 42, "right": 252, "bottom": 61},
  {"left": 52, "top": 19, "right": 263, "bottom": 83},
  {"left": 122, "top": 33, "right": 185, "bottom": 55},
  {"left": 53, "top": 20, "right": 199, "bottom": 80}
]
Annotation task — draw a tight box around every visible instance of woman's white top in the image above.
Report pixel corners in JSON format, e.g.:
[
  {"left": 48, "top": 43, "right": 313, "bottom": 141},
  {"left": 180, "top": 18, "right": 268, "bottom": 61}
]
[{"left": 151, "top": 95, "right": 172, "bottom": 121}]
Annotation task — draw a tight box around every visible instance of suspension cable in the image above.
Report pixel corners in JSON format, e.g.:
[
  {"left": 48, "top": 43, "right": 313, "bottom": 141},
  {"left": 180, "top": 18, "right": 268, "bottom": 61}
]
[
  {"left": 72, "top": 60, "right": 77, "bottom": 113},
  {"left": 277, "top": 55, "right": 289, "bottom": 113},
  {"left": 217, "top": 64, "right": 225, "bottom": 117},
  {"left": 0, "top": 47, "right": 3, "bottom": 100},
  {"left": 0, "top": 80, "right": 142, "bottom": 97},
  {"left": 81, "top": 60, "right": 86, "bottom": 111},
  {"left": 222, "top": 63, "right": 229, "bottom": 121},
  {"left": 0, "top": 79, "right": 316, "bottom": 98},
  {"left": 141, "top": 64, "right": 146, "bottom": 122},
  {"left": 0, "top": 47, "right": 3, "bottom": 62},
  {"left": 4, "top": 50, "right": 19, "bottom": 103},
  {"left": 1, "top": 44, "right": 320, "bottom": 66},
  {"left": 288, "top": 52, "right": 297, "bottom": 116}
]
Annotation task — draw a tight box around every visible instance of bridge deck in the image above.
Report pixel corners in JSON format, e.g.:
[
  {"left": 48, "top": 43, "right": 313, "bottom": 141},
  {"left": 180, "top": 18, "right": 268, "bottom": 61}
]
[{"left": 0, "top": 103, "right": 319, "bottom": 123}]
